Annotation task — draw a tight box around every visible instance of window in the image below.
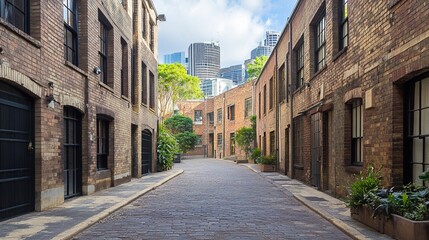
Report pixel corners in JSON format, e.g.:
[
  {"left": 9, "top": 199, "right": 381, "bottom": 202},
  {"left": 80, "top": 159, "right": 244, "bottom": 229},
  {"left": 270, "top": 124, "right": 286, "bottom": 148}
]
[
  {"left": 149, "top": 22, "right": 154, "bottom": 52},
  {"left": 217, "top": 108, "right": 222, "bottom": 123},
  {"left": 63, "top": 0, "right": 77, "bottom": 65},
  {"left": 315, "top": 15, "right": 326, "bottom": 71},
  {"left": 244, "top": 98, "right": 252, "bottom": 118},
  {"left": 142, "top": 3, "right": 146, "bottom": 38},
  {"left": 270, "top": 131, "right": 275, "bottom": 155},
  {"left": 0, "top": 0, "right": 28, "bottom": 32},
  {"left": 278, "top": 64, "right": 286, "bottom": 102},
  {"left": 142, "top": 62, "right": 147, "bottom": 105},
  {"left": 406, "top": 77, "right": 429, "bottom": 184},
  {"left": 230, "top": 133, "right": 235, "bottom": 155},
  {"left": 351, "top": 99, "right": 363, "bottom": 165},
  {"left": 196, "top": 135, "right": 202, "bottom": 146},
  {"left": 194, "top": 110, "right": 203, "bottom": 123},
  {"left": 263, "top": 85, "right": 267, "bottom": 114},
  {"left": 293, "top": 117, "right": 304, "bottom": 165},
  {"left": 121, "top": 39, "right": 128, "bottom": 97},
  {"left": 339, "top": 0, "right": 349, "bottom": 50},
  {"left": 269, "top": 78, "right": 274, "bottom": 109},
  {"left": 258, "top": 92, "right": 261, "bottom": 118},
  {"left": 228, "top": 105, "right": 235, "bottom": 121},
  {"left": 99, "top": 20, "right": 109, "bottom": 84},
  {"left": 217, "top": 133, "right": 222, "bottom": 146},
  {"left": 207, "top": 112, "right": 214, "bottom": 124},
  {"left": 295, "top": 41, "right": 304, "bottom": 90},
  {"left": 262, "top": 132, "right": 266, "bottom": 156},
  {"left": 149, "top": 71, "right": 155, "bottom": 109},
  {"left": 97, "top": 118, "right": 109, "bottom": 170}
]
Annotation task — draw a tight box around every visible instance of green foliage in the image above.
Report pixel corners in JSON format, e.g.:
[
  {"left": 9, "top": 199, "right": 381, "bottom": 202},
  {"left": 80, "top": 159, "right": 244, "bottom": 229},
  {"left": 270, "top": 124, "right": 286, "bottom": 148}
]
[
  {"left": 175, "top": 131, "right": 197, "bottom": 154},
  {"left": 250, "top": 148, "right": 261, "bottom": 162},
  {"left": 250, "top": 115, "right": 257, "bottom": 147},
  {"left": 164, "top": 115, "right": 193, "bottom": 134},
  {"left": 158, "top": 63, "right": 204, "bottom": 119},
  {"left": 419, "top": 168, "right": 429, "bottom": 183},
  {"left": 257, "top": 155, "right": 276, "bottom": 165},
  {"left": 157, "top": 126, "right": 178, "bottom": 171},
  {"left": 235, "top": 127, "right": 255, "bottom": 159},
  {"left": 246, "top": 56, "right": 268, "bottom": 79},
  {"left": 346, "top": 166, "right": 381, "bottom": 208}
]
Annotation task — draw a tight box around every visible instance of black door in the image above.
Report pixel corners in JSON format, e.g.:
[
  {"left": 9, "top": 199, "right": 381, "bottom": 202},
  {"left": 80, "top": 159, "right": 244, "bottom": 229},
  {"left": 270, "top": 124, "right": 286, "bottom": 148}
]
[
  {"left": 311, "top": 113, "right": 322, "bottom": 188},
  {"left": 141, "top": 130, "right": 152, "bottom": 175},
  {"left": 64, "top": 107, "right": 82, "bottom": 199},
  {"left": 0, "top": 81, "right": 34, "bottom": 221}
]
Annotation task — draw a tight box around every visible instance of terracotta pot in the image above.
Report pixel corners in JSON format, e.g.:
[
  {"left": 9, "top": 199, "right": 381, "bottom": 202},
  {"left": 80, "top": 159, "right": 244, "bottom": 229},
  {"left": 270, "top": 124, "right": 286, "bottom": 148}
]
[{"left": 259, "top": 164, "right": 276, "bottom": 172}]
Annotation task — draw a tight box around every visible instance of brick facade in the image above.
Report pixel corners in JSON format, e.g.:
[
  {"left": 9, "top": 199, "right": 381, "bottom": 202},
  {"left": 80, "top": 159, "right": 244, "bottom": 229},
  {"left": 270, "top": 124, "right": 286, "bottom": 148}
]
[
  {"left": 255, "top": 0, "right": 429, "bottom": 197},
  {"left": 0, "top": 0, "right": 160, "bottom": 218}
]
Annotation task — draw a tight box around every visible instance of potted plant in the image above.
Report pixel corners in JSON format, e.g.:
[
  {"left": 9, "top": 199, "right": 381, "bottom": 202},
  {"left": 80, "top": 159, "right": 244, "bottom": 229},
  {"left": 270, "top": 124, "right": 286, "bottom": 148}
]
[
  {"left": 250, "top": 148, "right": 261, "bottom": 164},
  {"left": 257, "top": 155, "right": 276, "bottom": 172}
]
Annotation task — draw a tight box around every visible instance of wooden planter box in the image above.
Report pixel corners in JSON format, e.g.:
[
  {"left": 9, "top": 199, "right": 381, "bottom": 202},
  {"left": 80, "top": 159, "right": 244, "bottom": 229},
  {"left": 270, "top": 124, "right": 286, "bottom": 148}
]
[
  {"left": 351, "top": 206, "right": 429, "bottom": 240},
  {"left": 259, "top": 164, "right": 275, "bottom": 172}
]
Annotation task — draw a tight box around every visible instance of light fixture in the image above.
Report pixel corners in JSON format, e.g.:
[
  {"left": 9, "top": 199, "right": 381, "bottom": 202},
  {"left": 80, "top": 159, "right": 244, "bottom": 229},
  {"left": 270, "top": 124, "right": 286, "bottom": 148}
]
[
  {"left": 157, "top": 14, "right": 166, "bottom": 22},
  {"left": 93, "top": 67, "right": 101, "bottom": 75},
  {"left": 47, "top": 81, "right": 56, "bottom": 108}
]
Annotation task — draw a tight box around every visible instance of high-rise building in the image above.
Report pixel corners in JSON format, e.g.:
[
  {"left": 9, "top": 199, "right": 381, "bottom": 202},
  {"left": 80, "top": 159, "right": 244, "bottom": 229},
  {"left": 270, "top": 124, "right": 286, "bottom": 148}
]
[
  {"left": 164, "top": 52, "right": 186, "bottom": 65},
  {"left": 188, "top": 42, "right": 220, "bottom": 80},
  {"left": 250, "top": 31, "right": 280, "bottom": 59},
  {"left": 200, "top": 78, "right": 234, "bottom": 97},
  {"left": 220, "top": 64, "right": 245, "bottom": 85}
]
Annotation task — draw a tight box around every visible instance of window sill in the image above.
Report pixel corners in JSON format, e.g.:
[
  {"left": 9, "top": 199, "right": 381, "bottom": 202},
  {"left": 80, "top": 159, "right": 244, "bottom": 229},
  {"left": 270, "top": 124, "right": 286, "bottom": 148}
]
[
  {"left": 121, "top": 95, "right": 130, "bottom": 102},
  {"left": 333, "top": 47, "right": 348, "bottom": 62},
  {"left": 99, "top": 82, "right": 114, "bottom": 93},
  {"left": 293, "top": 85, "right": 305, "bottom": 95},
  {"left": 311, "top": 65, "right": 327, "bottom": 81},
  {"left": 0, "top": 19, "right": 41, "bottom": 49},
  {"left": 345, "top": 165, "right": 363, "bottom": 174},
  {"left": 65, "top": 61, "right": 87, "bottom": 77},
  {"left": 194, "top": 121, "right": 203, "bottom": 125}
]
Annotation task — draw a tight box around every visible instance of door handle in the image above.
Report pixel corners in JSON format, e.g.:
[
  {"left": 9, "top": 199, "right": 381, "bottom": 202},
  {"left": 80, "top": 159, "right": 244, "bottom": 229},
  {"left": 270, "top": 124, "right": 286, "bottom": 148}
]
[{"left": 28, "top": 141, "right": 34, "bottom": 151}]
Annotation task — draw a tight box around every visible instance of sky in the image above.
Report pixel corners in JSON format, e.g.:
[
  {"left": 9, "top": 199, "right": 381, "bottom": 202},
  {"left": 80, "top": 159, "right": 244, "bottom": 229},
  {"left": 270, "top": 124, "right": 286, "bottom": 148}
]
[{"left": 155, "top": 0, "right": 299, "bottom": 68}]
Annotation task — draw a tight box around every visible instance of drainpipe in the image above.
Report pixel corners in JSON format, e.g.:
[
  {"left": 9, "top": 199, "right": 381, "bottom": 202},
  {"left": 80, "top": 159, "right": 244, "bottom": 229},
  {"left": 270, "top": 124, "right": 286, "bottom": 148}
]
[
  {"left": 222, "top": 94, "right": 225, "bottom": 159},
  {"left": 275, "top": 49, "right": 280, "bottom": 172},
  {"left": 289, "top": 22, "right": 294, "bottom": 178}
]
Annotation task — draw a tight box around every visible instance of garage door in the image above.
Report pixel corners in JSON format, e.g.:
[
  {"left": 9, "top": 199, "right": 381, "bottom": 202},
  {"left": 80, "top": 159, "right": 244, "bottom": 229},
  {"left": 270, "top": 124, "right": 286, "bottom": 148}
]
[{"left": 0, "top": 81, "right": 34, "bottom": 221}]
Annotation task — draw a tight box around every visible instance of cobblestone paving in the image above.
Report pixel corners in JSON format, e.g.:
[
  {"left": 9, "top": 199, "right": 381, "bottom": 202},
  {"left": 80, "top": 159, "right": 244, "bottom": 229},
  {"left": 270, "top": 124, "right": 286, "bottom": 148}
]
[{"left": 76, "top": 158, "right": 350, "bottom": 240}]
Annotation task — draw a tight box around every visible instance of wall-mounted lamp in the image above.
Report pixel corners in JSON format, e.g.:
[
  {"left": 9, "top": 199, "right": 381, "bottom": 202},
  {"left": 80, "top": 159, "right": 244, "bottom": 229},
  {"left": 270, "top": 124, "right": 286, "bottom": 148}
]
[
  {"left": 47, "top": 81, "right": 56, "bottom": 108},
  {"left": 93, "top": 66, "right": 102, "bottom": 75},
  {"left": 157, "top": 14, "right": 166, "bottom": 22},
  {"left": 305, "top": 82, "right": 311, "bottom": 88}
]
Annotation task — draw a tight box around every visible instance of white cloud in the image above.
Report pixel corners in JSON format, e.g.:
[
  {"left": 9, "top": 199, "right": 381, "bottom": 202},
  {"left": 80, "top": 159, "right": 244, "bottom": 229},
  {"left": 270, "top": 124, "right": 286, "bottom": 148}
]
[{"left": 156, "top": 0, "right": 267, "bottom": 67}]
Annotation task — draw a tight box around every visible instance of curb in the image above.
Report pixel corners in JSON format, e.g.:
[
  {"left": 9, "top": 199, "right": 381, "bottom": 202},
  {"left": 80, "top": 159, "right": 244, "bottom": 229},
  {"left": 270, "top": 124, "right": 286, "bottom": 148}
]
[
  {"left": 293, "top": 195, "right": 370, "bottom": 240},
  {"left": 53, "top": 169, "right": 184, "bottom": 240}
]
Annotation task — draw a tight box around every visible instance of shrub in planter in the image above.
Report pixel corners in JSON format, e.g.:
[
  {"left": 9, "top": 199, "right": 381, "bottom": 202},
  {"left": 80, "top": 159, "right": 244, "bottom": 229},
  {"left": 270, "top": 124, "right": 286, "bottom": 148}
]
[
  {"left": 257, "top": 155, "right": 276, "bottom": 172},
  {"left": 157, "top": 126, "right": 178, "bottom": 171},
  {"left": 250, "top": 148, "right": 261, "bottom": 163}
]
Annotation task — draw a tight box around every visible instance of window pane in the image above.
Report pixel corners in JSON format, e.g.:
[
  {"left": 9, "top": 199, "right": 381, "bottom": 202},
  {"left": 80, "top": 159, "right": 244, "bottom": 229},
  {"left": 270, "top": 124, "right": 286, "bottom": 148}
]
[
  {"left": 412, "top": 82, "right": 420, "bottom": 110},
  {"left": 413, "top": 111, "right": 419, "bottom": 136},
  {"left": 422, "top": 78, "right": 429, "bottom": 108},
  {"left": 422, "top": 109, "right": 429, "bottom": 135},
  {"left": 425, "top": 138, "right": 429, "bottom": 165},
  {"left": 352, "top": 107, "right": 356, "bottom": 137},
  {"left": 413, "top": 164, "right": 423, "bottom": 185},
  {"left": 413, "top": 138, "right": 424, "bottom": 164}
]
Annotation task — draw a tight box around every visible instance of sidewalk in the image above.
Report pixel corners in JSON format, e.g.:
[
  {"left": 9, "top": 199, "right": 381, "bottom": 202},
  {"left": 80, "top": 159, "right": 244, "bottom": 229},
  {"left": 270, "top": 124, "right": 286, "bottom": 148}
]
[
  {"left": 0, "top": 169, "right": 183, "bottom": 240},
  {"left": 242, "top": 164, "right": 392, "bottom": 240}
]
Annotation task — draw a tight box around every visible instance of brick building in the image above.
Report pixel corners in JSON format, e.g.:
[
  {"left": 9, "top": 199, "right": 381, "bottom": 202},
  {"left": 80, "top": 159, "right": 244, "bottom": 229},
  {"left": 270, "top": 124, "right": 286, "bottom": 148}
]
[
  {"left": 255, "top": 0, "right": 429, "bottom": 197},
  {"left": 178, "top": 81, "right": 254, "bottom": 161},
  {"left": 0, "top": 0, "right": 160, "bottom": 221}
]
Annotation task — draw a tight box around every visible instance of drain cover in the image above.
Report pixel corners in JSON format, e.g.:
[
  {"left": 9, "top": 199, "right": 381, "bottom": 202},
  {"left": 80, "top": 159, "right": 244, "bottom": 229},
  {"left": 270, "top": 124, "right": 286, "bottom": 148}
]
[{"left": 304, "top": 196, "right": 327, "bottom": 202}]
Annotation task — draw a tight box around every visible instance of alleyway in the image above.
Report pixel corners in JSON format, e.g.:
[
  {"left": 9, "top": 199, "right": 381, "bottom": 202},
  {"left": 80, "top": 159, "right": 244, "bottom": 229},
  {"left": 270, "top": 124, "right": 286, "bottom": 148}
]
[{"left": 76, "top": 158, "right": 350, "bottom": 239}]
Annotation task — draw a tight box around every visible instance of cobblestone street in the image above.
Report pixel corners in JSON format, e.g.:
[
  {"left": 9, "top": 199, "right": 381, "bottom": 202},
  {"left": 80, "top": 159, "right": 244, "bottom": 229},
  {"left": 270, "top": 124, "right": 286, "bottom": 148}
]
[{"left": 76, "top": 158, "right": 350, "bottom": 239}]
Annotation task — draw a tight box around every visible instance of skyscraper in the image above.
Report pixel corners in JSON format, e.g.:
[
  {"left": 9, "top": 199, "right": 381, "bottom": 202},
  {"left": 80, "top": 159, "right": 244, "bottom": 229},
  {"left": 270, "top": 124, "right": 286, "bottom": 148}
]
[
  {"left": 163, "top": 52, "right": 186, "bottom": 65},
  {"left": 250, "top": 31, "right": 280, "bottom": 59},
  {"left": 220, "top": 64, "right": 245, "bottom": 85},
  {"left": 188, "top": 42, "right": 220, "bottom": 80}
]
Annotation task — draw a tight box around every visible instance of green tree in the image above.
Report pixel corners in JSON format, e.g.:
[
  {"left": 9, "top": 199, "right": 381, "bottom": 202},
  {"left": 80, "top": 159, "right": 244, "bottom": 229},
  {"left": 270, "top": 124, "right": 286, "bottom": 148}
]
[
  {"left": 158, "top": 63, "right": 204, "bottom": 120},
  {"left": 250, "top": 115, "right": 257, "bottom": 148},
  {"left": 175, "top": 131, "right": 197, "bottom": 154},
  {"left": 235, "top": 127, "right": 255, "bottom": 160},
  {"left": 157, "top": 125, "right": 178, "bottom": 171},
  {"left": 246, "top": 56, "right": 268, "bottom": 80},
  {"left": 164, "top": 114, "right": 193, "bottom": 134}
]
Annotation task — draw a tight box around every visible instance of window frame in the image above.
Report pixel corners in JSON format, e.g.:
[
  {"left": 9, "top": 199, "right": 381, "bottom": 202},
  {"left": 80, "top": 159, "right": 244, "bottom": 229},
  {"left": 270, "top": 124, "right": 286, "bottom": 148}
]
[
  {"left": 230, "top": 132, "right": 235, "bottom": 155},
  {"left": 0, "top": 0, "right": 29, "bottom": 33},
  {"left": 63, "top": 0, "right": 78, "bottom": 65},
  {"left": 149, "top": 71, "right": 155, "bottom": 110},
  {"left": 217, "top": 133, "right": 223, "bottom": 146},
  {"left": 293, "top": 116, "right": 304, "bottom": 166},
  {"left": 121, "top": 39, "right": 128, "bottom": 97},
  {"left": 194, "top": 110, "right": 203, "bottom": 123},
  {"left": 228, "top": 105, "right": 235, "bottom": 121},
  {"left": 217, "top": 108, "right": 222, "bottom": 124},
  {"left": 339, "top": 0, "right": 349, "bottom": 50},
  {"left": 263, "top": 84, "right": 267, "bottom": 115},
  {"left": 207, "top": 112, "right": 214, "bottom": 124},
  {"left": 99, "top": 19, "right": 109, "bottom": 84},
  {"left": 315, "top": 14, "right": 326, "bottom": 72},
  {"left": 141, "top": 62, "right": 148, "bottom": 105},
  {"left": 244, "top": 97, "right": 252, "bottom": 118},
  {"left": 295, "top": 41, "right": 304, "bottom": 90},
  {"left": 351, "top": 99, "right": 363, "bottom": 165},
  {"left": 269, "top": 78, "right": 274, "bottom": 110},
  {"left": 96, "top": 118, "right": 109, "bottom": 170},
  {"left": 278, "top": 64, "right": 286, "bottom": 103}
]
